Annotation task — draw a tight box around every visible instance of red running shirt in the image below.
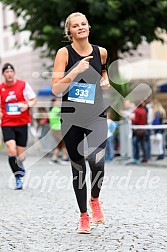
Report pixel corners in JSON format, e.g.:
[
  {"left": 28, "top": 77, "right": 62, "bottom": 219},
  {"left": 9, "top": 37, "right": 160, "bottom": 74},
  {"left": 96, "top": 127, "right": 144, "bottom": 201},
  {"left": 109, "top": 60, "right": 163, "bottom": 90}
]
[{"left": 0, "top": 79, "right": 36, "bottom": 126}]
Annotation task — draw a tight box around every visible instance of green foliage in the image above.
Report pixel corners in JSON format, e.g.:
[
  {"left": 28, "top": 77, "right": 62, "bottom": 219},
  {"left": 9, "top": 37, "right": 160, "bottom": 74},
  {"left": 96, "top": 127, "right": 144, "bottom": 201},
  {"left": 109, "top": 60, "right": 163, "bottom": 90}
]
[{"left": 1, "top": 0, "right": 167, "bottom": 62}]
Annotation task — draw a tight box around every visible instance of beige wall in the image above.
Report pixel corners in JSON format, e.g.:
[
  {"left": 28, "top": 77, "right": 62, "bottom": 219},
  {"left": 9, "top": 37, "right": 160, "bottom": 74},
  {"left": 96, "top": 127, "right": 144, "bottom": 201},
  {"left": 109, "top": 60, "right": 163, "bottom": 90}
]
[
  {"left": 151, "top": 33, "right": 167, "bottom": 113},
  {"left": 151, "top": 33, "right": 167, "bottom": 60},
  {"left": 120, "top": 42, "right": 151, "bottom": 63},
  {"left": 0, "top": 49, "right": 52, "bottom": 93},
  {"left": 0, "top": 3, "right": 53, "bottom": 95}
]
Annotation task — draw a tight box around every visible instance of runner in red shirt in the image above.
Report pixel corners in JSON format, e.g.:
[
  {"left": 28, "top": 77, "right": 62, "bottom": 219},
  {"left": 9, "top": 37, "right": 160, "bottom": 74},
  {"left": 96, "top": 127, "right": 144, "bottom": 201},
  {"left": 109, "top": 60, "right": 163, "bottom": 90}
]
[{"left": 0, "top": 63, "right": 37, "bottom": 189}]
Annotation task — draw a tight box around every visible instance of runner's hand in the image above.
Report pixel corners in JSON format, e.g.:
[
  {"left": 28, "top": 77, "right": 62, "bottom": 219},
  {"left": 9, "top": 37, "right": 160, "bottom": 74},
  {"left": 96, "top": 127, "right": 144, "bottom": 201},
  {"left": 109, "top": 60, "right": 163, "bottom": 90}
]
[
  {"left": 0, "top": 111, "right": 3, "bottom": 118},
  {"left": 75, "top": 56, "right": 93, "bottom": 74},
  {"left": 18, "top": 102, "right": 29, "bottom": 112},
  {"left": 100, "top": 78, "right": 110, "bottom": 90}
]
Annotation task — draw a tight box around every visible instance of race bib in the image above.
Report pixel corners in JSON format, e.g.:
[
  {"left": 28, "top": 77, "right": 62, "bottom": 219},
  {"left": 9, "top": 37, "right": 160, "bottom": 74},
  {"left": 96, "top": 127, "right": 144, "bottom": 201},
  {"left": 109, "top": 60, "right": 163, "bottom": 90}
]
[
  {"left": 6, "top": 103, "right": 21, "bottom": 115},
  {"left": 68, "top": 82, "right": 96, "bottom": 104}
]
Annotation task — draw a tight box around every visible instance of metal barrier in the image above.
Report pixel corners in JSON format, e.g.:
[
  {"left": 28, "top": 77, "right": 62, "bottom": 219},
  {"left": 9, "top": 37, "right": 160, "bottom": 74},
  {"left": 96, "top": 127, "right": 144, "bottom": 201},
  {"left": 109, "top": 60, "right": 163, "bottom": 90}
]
[
  {"left": 118, "top": 119, "right": 167, "bottom": 159},
  {"left": 119, "top": 119, "right": 133, "bottom": 159}
]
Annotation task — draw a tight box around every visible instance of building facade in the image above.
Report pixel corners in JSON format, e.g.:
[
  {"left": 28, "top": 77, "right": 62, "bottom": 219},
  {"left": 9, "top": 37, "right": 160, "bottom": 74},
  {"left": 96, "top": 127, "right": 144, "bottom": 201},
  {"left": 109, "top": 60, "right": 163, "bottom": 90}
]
[{"left": 0, "top": 3, "right": 52, "bottom": 93}]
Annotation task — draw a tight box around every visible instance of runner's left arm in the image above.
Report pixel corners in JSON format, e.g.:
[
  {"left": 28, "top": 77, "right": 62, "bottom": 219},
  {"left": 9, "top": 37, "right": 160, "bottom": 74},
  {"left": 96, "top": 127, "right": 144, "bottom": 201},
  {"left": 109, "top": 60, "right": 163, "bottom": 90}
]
[
  {"left": 99, "top": 47, "right": 110, "bottom": 90},
  {"left": 18, "top": 82, "right": 37, "bottom": 111}
]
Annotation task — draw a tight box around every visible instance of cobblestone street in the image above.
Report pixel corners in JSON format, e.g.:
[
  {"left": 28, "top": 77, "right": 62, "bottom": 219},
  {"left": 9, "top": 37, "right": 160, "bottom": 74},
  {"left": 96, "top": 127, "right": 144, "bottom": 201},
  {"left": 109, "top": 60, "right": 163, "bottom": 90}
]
[{"left": 0, "top": 152, "right": 167, "bottom": 251}]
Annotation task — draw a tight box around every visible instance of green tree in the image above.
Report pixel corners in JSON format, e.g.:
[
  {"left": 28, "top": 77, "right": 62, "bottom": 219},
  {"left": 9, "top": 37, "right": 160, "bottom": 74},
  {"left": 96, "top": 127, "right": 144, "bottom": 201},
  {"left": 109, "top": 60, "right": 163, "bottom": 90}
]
[{"left": 1, "top": 0, "right": 167, "bottom": 63}]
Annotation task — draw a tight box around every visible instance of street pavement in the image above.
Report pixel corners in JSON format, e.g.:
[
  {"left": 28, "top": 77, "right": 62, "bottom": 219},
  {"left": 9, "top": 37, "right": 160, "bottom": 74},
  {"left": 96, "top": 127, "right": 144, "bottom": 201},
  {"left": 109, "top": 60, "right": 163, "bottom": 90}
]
[{"left": 0, "top": 151, "right": 167, "bottom": 252}]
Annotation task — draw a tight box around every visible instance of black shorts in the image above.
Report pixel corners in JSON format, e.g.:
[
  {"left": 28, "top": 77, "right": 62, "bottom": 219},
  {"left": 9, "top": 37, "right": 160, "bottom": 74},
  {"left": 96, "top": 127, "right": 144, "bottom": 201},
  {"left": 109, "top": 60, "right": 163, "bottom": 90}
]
[{"left": 1, "top": 124, "right": 28, "bottom": 147}]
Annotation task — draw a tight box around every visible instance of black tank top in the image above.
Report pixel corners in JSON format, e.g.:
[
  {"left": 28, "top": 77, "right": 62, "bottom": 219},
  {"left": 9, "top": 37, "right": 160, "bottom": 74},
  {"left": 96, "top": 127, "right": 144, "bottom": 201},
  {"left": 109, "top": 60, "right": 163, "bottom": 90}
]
[{"left": 61, "top": 44, "right": 106, "bottom": 126}]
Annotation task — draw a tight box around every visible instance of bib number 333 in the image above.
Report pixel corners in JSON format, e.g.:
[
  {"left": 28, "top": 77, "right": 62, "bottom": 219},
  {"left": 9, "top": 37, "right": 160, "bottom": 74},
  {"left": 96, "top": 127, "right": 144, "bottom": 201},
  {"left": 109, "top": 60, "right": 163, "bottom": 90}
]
[
  {"left": 75, "top": 88, "right": 88, "bottom": 97},
  {"left": 68, "top": 82, "right": 96, "bottom": 104}
]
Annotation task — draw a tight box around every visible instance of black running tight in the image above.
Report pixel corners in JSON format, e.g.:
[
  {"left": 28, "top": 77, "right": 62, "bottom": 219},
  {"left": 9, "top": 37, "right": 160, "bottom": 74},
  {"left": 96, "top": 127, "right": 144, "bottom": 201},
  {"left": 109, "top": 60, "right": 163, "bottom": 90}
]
[{"left": 62, "top": 119, "right": 107, "bottom": 213}]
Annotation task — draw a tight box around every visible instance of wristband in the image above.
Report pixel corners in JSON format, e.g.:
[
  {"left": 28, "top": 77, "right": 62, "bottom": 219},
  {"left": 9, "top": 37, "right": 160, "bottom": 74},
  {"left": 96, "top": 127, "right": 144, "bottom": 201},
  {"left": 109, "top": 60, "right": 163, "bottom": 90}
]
[{"left": 102, "top": 63, "right": 107, "bottom": 71}]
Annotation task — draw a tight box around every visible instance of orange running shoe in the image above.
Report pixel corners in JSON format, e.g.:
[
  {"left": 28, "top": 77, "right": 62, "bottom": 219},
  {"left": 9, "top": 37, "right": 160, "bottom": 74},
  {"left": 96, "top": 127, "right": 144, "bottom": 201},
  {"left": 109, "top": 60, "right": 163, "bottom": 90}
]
[
  {"left": 77, "top": 214, "right": 90, "bottom": 234},
  {"left": 89, "top": 199, "right": 105, "bottom": 224}
]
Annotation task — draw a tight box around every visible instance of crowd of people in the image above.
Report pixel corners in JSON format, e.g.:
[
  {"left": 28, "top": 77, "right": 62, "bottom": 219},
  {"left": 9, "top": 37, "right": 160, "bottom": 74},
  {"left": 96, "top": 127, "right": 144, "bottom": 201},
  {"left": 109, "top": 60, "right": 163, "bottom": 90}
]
[{"left": 121, "top": 98, "right": 166, "bottom": 163}]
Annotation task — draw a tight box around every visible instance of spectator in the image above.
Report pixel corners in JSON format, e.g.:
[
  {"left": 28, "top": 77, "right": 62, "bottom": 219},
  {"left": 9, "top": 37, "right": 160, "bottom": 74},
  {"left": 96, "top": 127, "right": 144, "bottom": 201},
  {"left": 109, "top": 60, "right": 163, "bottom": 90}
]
[
  {"left": 48, "top": 97, "right": 68, "bottom": 164},
  {"left": 120, "top": 99, "right": 135, "bottom": 119},
  {"left": 151, "top": 99, "right": 166, "bottom": 160},
  {"left": 143, "top": 98, "right": 153, "bottom": 160},
  {"left": 36, "top": 107, "right": 49, "bottom": 139},
  {"left": 105, "top": 112, "right": 116, "bottom": 161},
  {"left": 130, "top": 101, "right": 147, "bottom": 163}
]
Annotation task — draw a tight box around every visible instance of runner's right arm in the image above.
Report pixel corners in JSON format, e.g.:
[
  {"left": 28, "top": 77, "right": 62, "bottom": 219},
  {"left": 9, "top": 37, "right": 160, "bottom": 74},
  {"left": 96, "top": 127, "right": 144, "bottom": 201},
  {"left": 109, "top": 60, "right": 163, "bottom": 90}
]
[{"left": 52, "top": 47, "right": 93, "bottom": 96}]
